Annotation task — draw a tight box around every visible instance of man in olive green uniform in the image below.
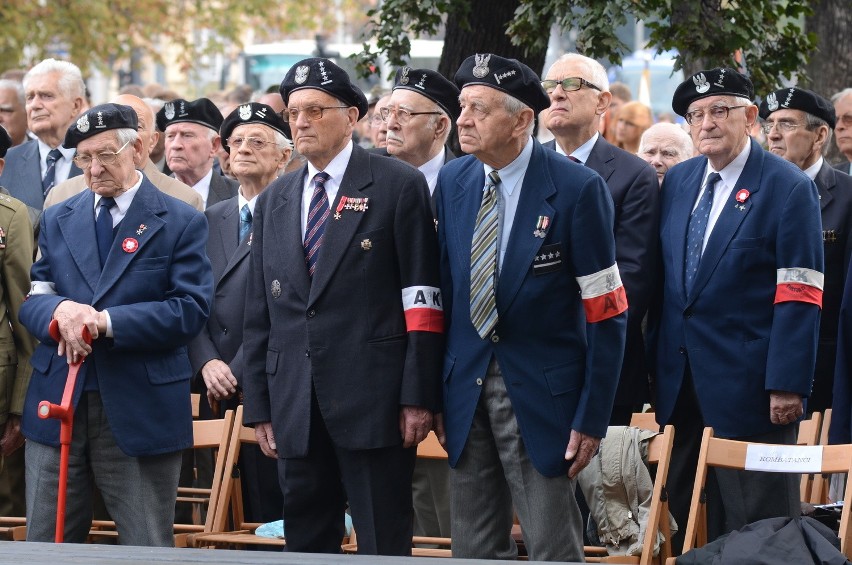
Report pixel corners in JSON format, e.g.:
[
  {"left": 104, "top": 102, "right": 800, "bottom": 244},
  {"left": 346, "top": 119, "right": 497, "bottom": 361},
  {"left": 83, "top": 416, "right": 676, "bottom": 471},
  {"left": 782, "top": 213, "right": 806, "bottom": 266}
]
[{"left": 0, "top": 125, "right": 36, "bottom": 517}]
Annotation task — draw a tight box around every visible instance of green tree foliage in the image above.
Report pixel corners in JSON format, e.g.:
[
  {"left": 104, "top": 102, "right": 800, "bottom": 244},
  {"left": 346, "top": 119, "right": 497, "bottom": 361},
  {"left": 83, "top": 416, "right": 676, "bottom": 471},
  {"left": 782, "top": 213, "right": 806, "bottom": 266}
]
[
  {"left": 0, "top": 0, "right": 363, "bottom": 75},
  {"left": 357, "top": 0, "right": 818, "bottom": 94}
]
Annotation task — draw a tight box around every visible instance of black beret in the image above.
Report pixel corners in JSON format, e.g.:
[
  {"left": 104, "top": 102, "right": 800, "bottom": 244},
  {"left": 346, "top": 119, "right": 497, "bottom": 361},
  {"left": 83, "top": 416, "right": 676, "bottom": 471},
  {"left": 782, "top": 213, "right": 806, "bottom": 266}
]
[
  {"left": 279, "top": 58, "right": 368, "bottom": 120},
  {"left": 758, "top": 87, "right": 836, "bottom": 129},
  {"left": 155, "top": 98, "right": 223, "bottom": 133},
  {"left": 393, "top": 67, "right": 461, "bottom": 121},
  {"left": 63, "top": 103, "right": 138, "bottom": 149},
  {"left": 220, "top": 102, "right": 292, "bottom": 153},
  {"left": 672, "top": 68, "right": 754, "bottom": 117},
  {"left": 0, "top": 125, "right": 10, "bottom": 158},
  {"left": 453, "top": 54, "right": 550, "bottom": 114}
]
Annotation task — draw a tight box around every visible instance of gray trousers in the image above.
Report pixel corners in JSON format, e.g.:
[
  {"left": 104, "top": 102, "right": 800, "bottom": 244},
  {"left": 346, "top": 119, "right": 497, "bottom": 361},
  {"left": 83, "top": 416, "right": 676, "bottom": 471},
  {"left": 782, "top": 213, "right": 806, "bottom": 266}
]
[
  {"left": 450, "top": 359, "right": 583, "bottom": 562},
  {"left": 26, "top": 392, "right": 182, "bottom": 546}
]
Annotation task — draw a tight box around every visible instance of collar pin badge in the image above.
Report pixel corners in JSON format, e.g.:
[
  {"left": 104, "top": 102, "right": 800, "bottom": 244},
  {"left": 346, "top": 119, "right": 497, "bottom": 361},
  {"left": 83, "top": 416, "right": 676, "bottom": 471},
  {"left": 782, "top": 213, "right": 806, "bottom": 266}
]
[
  {"left": 136, "top": 223, "right": 147, "bottom": 236},
  {"left": 735, "top": 189, "right": 750, "bottom": 211},
  {"left": 122, "top": 238, "right": 139, "bottom": 253},
  {"left": 361, "top": 239, "right": 372, "bottom": 251},
  {"left": 533, "top": 215, "right": 550, "bottom": 238},
  {"left": 271, "top": 279, "right": 281, "bottom": 298},
  {"left": 334, "top": 196, "right": 348, "bottom": 220}
]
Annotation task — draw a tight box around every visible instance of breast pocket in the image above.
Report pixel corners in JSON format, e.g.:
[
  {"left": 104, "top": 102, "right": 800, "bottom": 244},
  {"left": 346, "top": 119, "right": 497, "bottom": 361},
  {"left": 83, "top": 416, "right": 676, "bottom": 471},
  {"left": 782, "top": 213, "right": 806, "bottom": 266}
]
[{"left": 728, "top": 237, "right": 765, "bottom": 250}]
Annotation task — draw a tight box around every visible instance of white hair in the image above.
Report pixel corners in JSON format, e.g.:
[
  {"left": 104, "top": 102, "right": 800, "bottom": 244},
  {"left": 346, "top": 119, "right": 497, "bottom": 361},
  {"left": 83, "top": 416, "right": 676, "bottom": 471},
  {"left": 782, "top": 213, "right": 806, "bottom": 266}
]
[
  {"left": 831, "top": 88, "right": 852, "bottom": 104},
  {"left": 549, "top": 53, "right": 610, "bottom": 92},
  {"left": 0, "top": 79, "right": 24, "bottom": 104},
  {"left": 502, "top": 93, "right": 536, "bottom": 137},
  {"left": 23, "top": 58, "right": 85, "bottom": 100},
  {"left": 115, "top": 128, "right": 140, "bottom": 146},
  {"left": 272, "top": 129, "right": 293, "bottom": 151},
  {"left": 639, "top": 122, "right": 693, "bottom": 160}
]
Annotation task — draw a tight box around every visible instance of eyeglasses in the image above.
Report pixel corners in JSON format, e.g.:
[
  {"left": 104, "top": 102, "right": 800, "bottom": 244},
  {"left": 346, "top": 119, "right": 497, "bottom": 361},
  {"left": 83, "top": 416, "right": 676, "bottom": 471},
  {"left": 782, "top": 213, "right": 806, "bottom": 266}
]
[
  {"left": 72, "top": 140, "right": 131, "bottom": 169},
  {"left": 540, "top": 77, "right": 602, "bottom": 94},
  {"left": 837, "top": 113, "right": 852, "bottom": 128},
  {"left": 684, "top": 105, "right": 748, "bottom": 126},
  {"left": 227, "top": 136, "right": 276, "bottom": 150},
  {"left": 286, "top": 105, "right": 348, "bottom": 122},
  {"left": 760, "top": 121, "right": 807, "bottom": 135},
  {"left": 379, "top": 106, "right": 442, "bottom": 125},
  {"left": 370, "top": 113, "right": 385, "bottom": 127}
]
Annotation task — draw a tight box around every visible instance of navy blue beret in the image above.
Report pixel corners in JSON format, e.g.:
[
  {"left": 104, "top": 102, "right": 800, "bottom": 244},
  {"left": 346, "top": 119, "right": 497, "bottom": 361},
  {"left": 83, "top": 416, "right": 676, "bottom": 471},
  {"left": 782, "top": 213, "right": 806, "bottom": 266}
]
[
  {"left": 279, "top": 58, "right": 368, "bottom": 120},
  {"left": 453, "top": 54, "right": 549, "bottom": 114},
  {"left": 759, "top": 87, "right": 836, "bottom": 129},
  {"left": 156, "top": 98, "right": 223, "bottom": 133},
  {"left": 393, "top": 67, "right": 461, "bottom": 121},
  {"left": 220, "top": 102, "right": 291, "bottom": 153},
  {"left": 63, "top": 103, "right": 138, "bottom": 148},
  {"left": 672, "top": 68, "right": 754, "bottom": 116}
]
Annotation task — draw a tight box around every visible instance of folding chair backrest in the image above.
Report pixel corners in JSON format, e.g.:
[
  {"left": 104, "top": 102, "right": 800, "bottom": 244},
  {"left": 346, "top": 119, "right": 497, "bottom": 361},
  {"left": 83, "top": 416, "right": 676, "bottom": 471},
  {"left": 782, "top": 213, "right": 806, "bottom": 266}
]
[
  {"left": 682, "top": 427, "right": 852, "bottom": 558},
  {"left": 797, "top": 412, "right": 822, "bottom": 501},
  {"left": 630, "top": 412, "right": 661, "bottom": 433},
  {"left": 191, "top": 409, "right": 236, "bottom": 534}
]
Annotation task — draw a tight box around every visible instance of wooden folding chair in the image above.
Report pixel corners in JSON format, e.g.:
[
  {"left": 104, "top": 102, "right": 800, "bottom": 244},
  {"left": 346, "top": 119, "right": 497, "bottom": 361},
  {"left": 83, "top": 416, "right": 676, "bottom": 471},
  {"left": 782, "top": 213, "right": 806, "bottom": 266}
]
[
  {"left": 797, "top": 411, "right": 822, "bottom": 501},
  {"left": 668, "top": 427, "right": 852, "bottom": 564},
  {"left": 584, "top": 421, "right": 676, "bottom": 565},
  {"left": 87, "top": 408, "right": 235, "bottom": 546},
  {"left": 808, "top": 409, "right": 834, "bottom": 504},
  {"left": 187, "top": 405, "right": 287, "bottom": 549}
]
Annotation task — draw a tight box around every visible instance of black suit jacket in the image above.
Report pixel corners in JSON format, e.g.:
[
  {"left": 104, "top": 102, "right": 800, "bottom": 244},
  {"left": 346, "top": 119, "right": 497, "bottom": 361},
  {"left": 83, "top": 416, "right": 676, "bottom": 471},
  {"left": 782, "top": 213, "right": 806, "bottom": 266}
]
[
  {"left": 241, "top": 145, "right": 443, "bottom": 457},
  {"left": 811, "top": 162, "right": 852, "bottom": 411},
  {"left": 206, "top": 172, "right": 239, "bottom": 209},
  {"left": 834, "top": 160, "right": 852, "bottom": 175},
  {"left": 545, "top": 136, "right": 660, "bottom": 406}
]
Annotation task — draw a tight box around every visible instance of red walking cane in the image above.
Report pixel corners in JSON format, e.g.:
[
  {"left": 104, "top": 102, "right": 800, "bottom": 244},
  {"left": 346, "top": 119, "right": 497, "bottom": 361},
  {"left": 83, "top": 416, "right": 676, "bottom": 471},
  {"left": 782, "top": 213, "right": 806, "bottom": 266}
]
[{"left": 37, "top": 319, "right": 92, "bottom": 543}]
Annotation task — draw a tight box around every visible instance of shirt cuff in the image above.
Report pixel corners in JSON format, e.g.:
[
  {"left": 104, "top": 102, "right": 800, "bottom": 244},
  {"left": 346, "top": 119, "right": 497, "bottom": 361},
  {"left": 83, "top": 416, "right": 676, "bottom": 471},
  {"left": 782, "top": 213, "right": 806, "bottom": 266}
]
[{"left": 104, "top": 309, "right": 113, "bottom": 338}]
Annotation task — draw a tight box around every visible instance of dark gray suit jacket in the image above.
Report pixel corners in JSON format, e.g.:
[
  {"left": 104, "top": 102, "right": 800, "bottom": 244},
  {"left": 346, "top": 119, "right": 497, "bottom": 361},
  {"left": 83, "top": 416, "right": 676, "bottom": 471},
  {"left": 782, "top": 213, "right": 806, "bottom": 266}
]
[
  {"left": 545, "top": 136, "right": 660, "bottom": 406},
  {"left": 0, "top": 139, "right": 82, "bottom": 211},
  {"left": 834, "top": 160, "right": 852, "bottom": 176},
  {"left": 206, "top": 171, "right": 239, "bottom": 209},
  {"left": 188, "top": 196, "right": 249, "bottom": 384}
]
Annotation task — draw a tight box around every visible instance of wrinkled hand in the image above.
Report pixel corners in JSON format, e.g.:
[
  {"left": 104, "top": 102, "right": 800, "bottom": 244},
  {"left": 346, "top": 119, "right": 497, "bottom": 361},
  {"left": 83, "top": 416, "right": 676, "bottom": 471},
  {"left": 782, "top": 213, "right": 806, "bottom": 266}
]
[
  {"left": 769, "top": 391, "right": 803, "bottom": 426},
  {"left": 201, "top": 359, "right": 237, "bottom": 402},
  {"left": 433, "top": 412, "right": 446, "bottom": 447},
  {"left": 399, "top": 406, "right": 433, "bottom": 448},
  {"left": 53, "top": 301, "right": 101, "bottom": 363},
  {"left": 0, "top": 416, "right": 24, "bottom": 456},
  {"left": 564, "top": 430, "right": 601, "bottom": 479},
  {"left": 255, "top": 421, "right": 278, "bottom": 459}
]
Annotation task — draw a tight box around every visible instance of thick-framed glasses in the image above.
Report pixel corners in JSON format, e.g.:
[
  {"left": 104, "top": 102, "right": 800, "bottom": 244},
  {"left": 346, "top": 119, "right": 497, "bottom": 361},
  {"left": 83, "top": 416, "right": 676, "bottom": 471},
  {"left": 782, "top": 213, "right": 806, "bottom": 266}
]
[
  {"left": 72, "top": 140, "right": 131, "bottom": 169},
  {"left": 684, "top": 105, "right": 748, "bottom": 126},
  {"left": 227, "top": 136, "right": 275, "bottom": 150},
  {"left": 379, "top": 106, "right": 442, "bottom": 125},
  {"left": 760, "top": 121, "right": 807, "bottom": 135},
  {"left": 835, "top": 113, "right": 852, "bottom": 128},
  {"left": 540, "top": 77, "right": 602, "bottom": 94},
  {"left": 286, "top": 105, "right": 348, "bottom": 122}
]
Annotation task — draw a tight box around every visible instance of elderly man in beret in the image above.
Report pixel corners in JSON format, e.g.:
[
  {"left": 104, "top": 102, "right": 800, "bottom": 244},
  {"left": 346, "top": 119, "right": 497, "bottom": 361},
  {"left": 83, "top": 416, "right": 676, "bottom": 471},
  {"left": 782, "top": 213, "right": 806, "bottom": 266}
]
[
  {"left": 758, "top": 88, "right": 852, "bottom": 421},
  {"left": 0, "top": 125, "right": 36, "bottom": 519},
  {"left": 648, "top": 69, "right": 823, "bottom": 546},
  {"left": 44, "top": 94, "right": 203, "bottom": 212},
  {"left": 188, "top": 102, "right": 291, "bottom": 523},
  {"left": 156, "top": 98, "right": 238, "bottom": 208},
  {"left": 435, "top": 53, "right": 627, "bottom": 561},
  {"left": 384, "top": 67, "right": 459, "bottom": 218},
  {"left": 19, "top": 103, "right": 212, "bottom": 545},
  {"left": 639, "top": 122, "right": 695, "bottom": 186},
  {"left": 241, "top": 58, "right": 442, "bottom": 555}
]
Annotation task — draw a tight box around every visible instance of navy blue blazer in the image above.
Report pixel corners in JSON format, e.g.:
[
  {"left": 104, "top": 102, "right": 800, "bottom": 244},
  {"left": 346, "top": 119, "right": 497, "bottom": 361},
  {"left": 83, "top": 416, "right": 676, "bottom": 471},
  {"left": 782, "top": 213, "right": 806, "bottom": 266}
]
[
  {"left": 545, "top": 136, "right": 659, "bottom": 406},
  {"left": 0, "top": 139, "right": 82, "bottom": 211},
  {"left": 19, "top": 177, "right": 213, "bottom": 457},
  {"left": 437, "top": 139, "right": 628, "bottom": 477},
  {"left": 649, "top": 139, "right": 823, "bottom": 438}
]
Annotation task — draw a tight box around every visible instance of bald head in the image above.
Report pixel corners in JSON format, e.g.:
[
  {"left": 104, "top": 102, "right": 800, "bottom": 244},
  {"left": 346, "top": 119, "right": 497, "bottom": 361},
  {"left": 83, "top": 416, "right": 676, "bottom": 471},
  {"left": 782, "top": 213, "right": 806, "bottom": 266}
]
[{"left": 114, "top": 94, "right": 157, "bottom": 165}]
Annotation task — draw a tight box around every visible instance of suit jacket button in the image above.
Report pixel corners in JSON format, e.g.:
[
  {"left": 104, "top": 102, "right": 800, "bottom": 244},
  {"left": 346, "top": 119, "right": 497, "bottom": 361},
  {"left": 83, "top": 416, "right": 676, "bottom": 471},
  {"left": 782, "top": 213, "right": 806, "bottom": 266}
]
[
  {"left": 683, "top": 308, "right": 693, "bottom": 319},
  {"left": 305, "top": 349, "right": 310, "bottom": 357},
  {"left": 307, "top": 309, "right": 316, "bottom": 318},
  {"left": 476, "top": 378, "right": 483, "bottom": 386},
  {"left": 222, "top": 327, "right": 228, "bottom": 334},
  {"left": 490, "top": 334, "right": 500, "bottom": 343},
  {"left": 678, "top": 346, "right": 686, "bottom": 354}
]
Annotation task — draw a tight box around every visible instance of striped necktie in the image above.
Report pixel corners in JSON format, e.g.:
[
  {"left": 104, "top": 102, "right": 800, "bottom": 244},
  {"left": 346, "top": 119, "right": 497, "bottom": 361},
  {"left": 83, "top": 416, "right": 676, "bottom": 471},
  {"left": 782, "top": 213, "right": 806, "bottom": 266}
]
[
  {"left": 96, "top": 197, "right": 116, "bottom": 268},
  {"left": 303, "top": 172, "right": 330, "bottom": 278},
  {"left": 42, "top": 148, "right": 62, "bottom": 196},
  {"left": 470, "top": 170, "right": 501, "bottom": 339},
  {"left": 239, "top": 204, "right": 252, "bottom": 243},
  {"left": 684, "top": 172, "right": 721, "bottom": 292}
]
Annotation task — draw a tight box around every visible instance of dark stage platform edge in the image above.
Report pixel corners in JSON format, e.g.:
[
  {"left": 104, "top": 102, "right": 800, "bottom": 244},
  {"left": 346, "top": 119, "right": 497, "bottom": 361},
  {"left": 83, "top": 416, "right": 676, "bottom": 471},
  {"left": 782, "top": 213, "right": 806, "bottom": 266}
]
[{"left": 0, "top": 541, "right": 576, "bottom": 564}]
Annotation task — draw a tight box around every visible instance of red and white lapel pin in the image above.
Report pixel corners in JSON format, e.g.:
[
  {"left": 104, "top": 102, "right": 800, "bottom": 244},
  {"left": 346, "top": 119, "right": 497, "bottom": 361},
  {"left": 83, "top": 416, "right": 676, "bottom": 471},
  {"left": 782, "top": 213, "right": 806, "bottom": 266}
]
[{"left": 734, "top": 189, "right": 750, "bottom": 211}]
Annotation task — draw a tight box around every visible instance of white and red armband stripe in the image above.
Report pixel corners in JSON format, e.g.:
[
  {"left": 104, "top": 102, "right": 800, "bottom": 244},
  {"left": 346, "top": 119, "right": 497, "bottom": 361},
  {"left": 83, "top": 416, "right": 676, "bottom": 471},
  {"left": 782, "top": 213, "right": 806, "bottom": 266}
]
[
  {"left": 401, "top": 286, "right": 444, "bottom": 333},
  {"left": 575, "top": 264, "right": 628, "bottom": 323},
  {"left": 775, "top": 268, "right": 824, "bottom": 307}
]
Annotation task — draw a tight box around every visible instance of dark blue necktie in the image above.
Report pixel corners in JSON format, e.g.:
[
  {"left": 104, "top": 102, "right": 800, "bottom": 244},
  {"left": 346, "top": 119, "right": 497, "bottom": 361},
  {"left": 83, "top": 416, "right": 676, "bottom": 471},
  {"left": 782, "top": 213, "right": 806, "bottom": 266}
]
[
  {"left": 684, "top": 172, "right": 721, "bottom": 292},
  {"left": 42, "top": 148, "right": 62, "bottom": 196},
  {"left": 96, "top": 197, "right": 116, "bottom": 268},
  {"left": 303, "top": 172, "right": 330, "bottom": 278},
  {"left": 239, "top": 204, "right": 252, "bottom": 243}
]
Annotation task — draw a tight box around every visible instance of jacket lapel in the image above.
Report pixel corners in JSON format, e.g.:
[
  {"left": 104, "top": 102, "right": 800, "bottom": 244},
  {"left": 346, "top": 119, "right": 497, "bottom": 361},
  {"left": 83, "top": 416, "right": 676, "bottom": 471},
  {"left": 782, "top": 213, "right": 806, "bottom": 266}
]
[
  {"left": 93, "top": 180, "right": 167, "bottom": 303},
  {"left": 585, "top": 137, "right": 616, "bottom": 182},
  {"left": 668, "top": 159, "right": 706, "bottom": 304},
  {"left": 308, "top": 146, "right": 371, "bottom": 305},
  {"left": 816, "top": 161, "right": 834, "bottom": 212},
  {"left": 57, "top": 191, "right": 101, "bottom": 292},
  {"left": 688, "top": 140, "right": 764, "bottom": 303},
  {"left": 497, "top": 141, "right": 556, "bottom": 313},
  {"left": 449, "top": 158, "right": 484, "bottom": 289},
  {"left": 214, "top": 202, "right": 240, "bottom": 282},
  {"left": 272, "top": 169, "right": 312, "bottom": 304}
]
